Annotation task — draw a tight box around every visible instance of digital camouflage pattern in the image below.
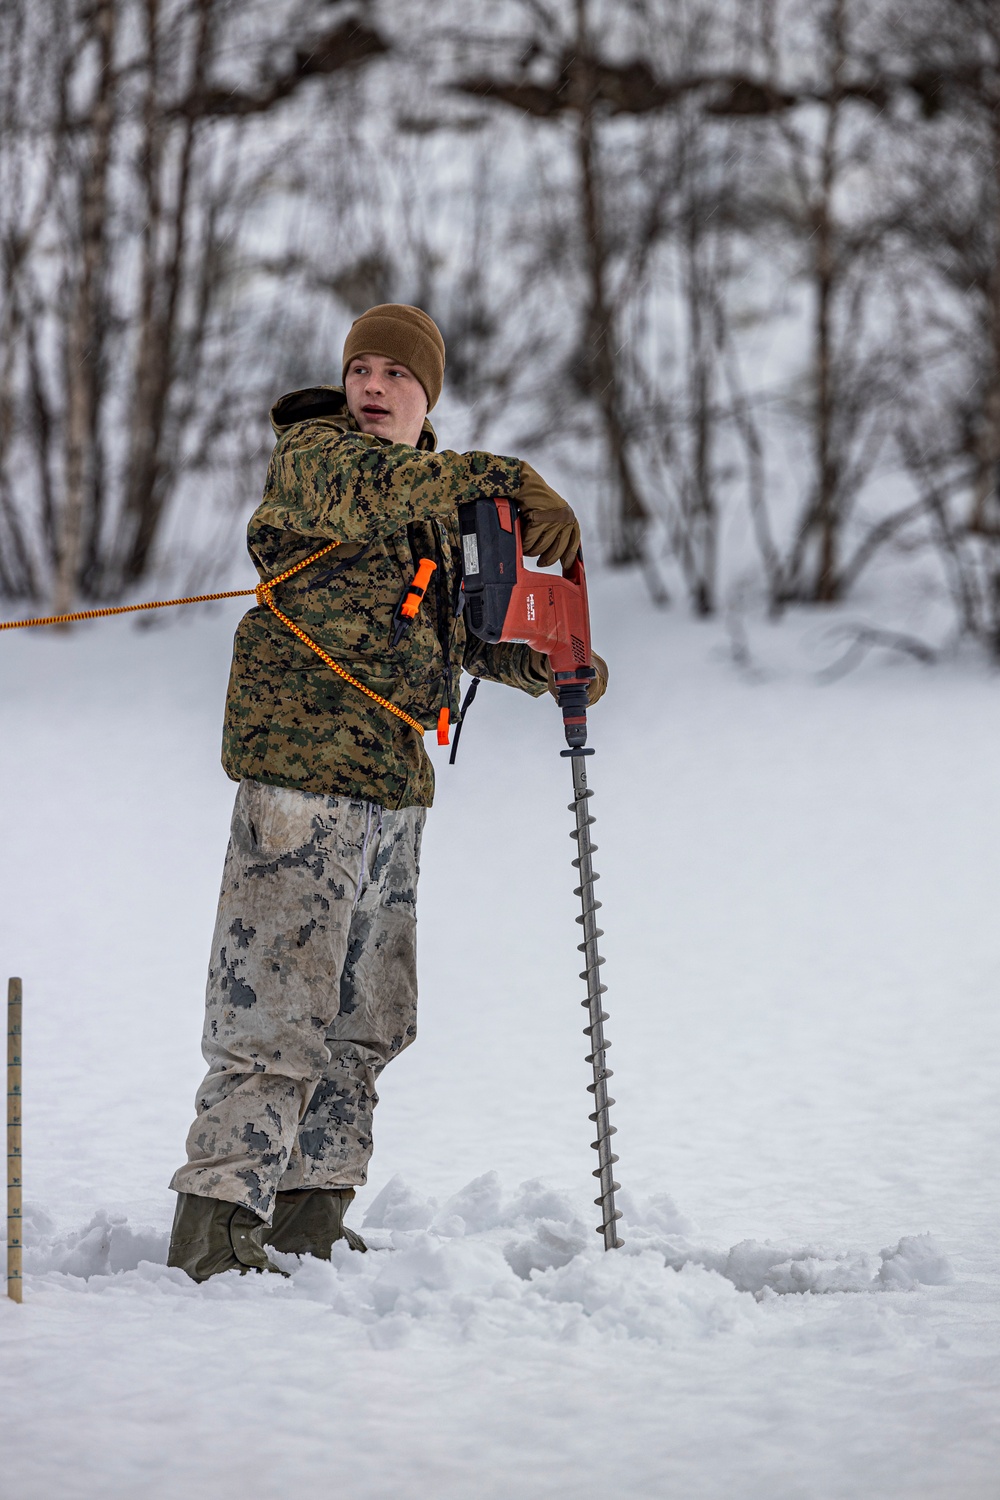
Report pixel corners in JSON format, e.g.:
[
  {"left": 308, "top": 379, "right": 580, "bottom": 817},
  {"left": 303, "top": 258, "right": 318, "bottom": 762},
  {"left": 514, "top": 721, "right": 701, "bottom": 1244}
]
[
  {"left": 170, "top": 779, "right": 424, "bottom": 1219},
  {"left": 222, "top": 386, "right": 548, "bottom": 809}
]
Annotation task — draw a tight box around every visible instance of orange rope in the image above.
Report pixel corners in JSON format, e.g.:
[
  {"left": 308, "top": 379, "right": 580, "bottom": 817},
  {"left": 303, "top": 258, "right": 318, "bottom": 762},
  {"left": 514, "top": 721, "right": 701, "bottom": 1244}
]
[
  {"left": 254, "top": 544, "right": 425, "bottom": 737},
  {"left": 0, "top": 540, "right": 426, "bottom": 738},
  {"left": 0, "top": 588, "right": 255, "bottom": 631}
]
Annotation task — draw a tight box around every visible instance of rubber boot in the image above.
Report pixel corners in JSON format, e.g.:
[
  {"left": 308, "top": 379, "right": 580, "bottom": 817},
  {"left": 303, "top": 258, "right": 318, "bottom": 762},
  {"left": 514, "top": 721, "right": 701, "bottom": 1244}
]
[
  {"left": 265, "top": 1187, "right": 368, "bottom": 1258},
  {"left": 166, "top": 1192, "right": 284, "bottom": 1282}
]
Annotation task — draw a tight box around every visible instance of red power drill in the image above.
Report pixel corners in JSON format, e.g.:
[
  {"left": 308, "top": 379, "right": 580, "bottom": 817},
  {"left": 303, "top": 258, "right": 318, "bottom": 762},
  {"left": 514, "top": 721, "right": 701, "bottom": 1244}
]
[
  {"left": 456, "top": 495, "right": 622, "bottom": 1250},
  {"left": 457, "top": 498, "right": 596, "bottom": 751}
]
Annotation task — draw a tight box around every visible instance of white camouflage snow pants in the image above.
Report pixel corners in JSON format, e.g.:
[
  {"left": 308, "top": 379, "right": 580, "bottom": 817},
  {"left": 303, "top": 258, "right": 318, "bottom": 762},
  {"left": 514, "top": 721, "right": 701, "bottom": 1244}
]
[{"left": 170, "top": 779, "right": 424, "bottom": 1220}]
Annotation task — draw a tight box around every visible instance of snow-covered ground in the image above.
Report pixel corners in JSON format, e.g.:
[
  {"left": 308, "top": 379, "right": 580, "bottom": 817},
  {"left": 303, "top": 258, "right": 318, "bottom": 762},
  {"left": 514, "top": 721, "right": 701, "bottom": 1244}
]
[{"left": 1, "top": 569, "right": 998, "bottom": 1499}]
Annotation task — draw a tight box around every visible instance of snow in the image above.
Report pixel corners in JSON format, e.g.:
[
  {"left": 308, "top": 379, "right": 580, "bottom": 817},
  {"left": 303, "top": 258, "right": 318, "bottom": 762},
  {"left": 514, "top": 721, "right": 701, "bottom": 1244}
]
[{"left": 1, "top": 572, "right": 999, "bottom": 1498}]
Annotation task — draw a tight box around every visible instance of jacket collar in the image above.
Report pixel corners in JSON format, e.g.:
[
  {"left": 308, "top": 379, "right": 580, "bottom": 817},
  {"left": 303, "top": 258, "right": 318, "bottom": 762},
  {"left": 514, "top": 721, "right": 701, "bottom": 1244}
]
[{"left": 269, "top": 384, "right": 438, "bottom": 451}]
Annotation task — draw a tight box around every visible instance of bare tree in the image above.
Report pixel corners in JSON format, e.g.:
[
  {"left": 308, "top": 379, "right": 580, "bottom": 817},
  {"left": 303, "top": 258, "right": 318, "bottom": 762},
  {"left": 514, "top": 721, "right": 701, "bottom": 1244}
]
[
  {"left": 0, "top": 0, "right": 390, "bottom": 610},
  {"left": 446, "top": 0, "right": 916, "bottom": 614},
  {"left": 688, "top": 0, "right": 924, "bottom": 610},
  {"left": 451, "top": 0, "right": 664, "bottom": 583},
  {"left": 878, "top": 0, "right": 1000, "bottom": 653},
  {"left": 3, "top": 0, "right": 987, "bottom": 651}
]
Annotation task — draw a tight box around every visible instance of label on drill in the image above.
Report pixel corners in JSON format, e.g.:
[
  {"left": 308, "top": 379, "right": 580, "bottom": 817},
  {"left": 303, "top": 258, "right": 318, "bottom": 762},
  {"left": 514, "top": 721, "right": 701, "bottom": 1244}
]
[{"left": 462, "top": 534, "right": 480, "bottom": 576}]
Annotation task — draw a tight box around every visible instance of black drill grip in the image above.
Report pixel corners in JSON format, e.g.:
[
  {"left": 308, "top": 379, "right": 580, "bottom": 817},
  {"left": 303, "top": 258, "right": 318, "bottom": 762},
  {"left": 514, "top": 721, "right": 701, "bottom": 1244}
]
[{"left": 556, "top": 671, "right": 594, "bottom": 750}]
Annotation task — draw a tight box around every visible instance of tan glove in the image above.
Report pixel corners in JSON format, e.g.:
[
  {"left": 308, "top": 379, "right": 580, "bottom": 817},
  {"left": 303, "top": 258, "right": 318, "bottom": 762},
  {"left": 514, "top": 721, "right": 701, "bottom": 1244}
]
[
  {"left": 535, "top": 649, "right": 608, "bottom": 707},
  {"left": 517, "top": 460, "right": 582, "bottom": 570}
]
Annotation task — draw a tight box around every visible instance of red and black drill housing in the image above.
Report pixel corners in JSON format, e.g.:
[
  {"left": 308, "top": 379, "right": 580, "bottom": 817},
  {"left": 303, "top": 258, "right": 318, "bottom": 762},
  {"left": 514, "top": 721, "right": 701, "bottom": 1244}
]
[{"left": 458, "top": 498, "right": 595, "bottom": 751}]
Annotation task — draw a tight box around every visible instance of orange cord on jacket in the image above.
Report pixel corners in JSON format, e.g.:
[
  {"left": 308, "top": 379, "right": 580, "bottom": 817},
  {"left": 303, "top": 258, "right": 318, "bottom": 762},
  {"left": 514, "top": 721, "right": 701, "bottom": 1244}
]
[
  {"left": 0, "top": 541, "right": 427, "bottom": 738},
  {"left": 254, "top": 545, "right": 426, "bottom": 737}
]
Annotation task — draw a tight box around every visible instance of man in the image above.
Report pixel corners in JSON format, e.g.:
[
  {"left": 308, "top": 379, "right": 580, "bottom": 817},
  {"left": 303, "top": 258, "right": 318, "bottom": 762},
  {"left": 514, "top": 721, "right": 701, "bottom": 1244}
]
[{"left": 167, "top": 304, "right": 607, "bottom": 1280}]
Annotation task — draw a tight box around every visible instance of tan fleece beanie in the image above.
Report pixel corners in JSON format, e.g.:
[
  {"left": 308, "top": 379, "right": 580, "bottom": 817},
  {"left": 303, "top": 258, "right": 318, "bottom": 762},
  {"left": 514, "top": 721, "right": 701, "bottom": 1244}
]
[{"left": 342, "top": 304, "right": 446, "bottom": 410}]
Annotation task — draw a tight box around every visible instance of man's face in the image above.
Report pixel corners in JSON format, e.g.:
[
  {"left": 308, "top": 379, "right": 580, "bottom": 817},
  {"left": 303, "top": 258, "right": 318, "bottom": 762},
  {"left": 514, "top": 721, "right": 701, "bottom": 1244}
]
[{"left": 344, "top": 354, "right": 429, "bottom": 447}]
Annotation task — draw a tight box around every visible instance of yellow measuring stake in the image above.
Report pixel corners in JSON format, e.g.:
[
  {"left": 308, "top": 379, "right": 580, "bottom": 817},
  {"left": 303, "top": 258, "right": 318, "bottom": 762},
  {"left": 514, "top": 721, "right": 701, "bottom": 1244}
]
[{"left": 7, "top": 977, "right": 22, "bottom": 1303}]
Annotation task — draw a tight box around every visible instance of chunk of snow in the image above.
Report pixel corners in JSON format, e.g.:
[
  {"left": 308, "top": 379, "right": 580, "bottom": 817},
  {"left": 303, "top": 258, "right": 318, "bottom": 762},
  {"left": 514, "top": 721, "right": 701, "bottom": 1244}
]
[
  {"left": 23, "top": 1208, "right": 168, "bottom": 1278},
  {"left": 877, "top": 1234, "right": 954, "bottom": 1288},
  {"left": 362, "top": 1175, "right": 436, "bottom": 1231}
]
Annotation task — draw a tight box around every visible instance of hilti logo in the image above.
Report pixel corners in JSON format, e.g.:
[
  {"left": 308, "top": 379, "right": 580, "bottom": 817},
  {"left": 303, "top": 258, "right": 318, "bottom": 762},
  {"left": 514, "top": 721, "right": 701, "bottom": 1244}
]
[{"left": 526, "top": 593, "right": 536, "bottom": 621}]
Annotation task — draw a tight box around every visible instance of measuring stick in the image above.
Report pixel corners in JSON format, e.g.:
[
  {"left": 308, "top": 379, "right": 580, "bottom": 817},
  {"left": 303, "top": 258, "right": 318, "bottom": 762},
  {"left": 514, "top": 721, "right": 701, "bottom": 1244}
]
[{"left": 7, "top": 978, "right": 21, "bottom": 1303}]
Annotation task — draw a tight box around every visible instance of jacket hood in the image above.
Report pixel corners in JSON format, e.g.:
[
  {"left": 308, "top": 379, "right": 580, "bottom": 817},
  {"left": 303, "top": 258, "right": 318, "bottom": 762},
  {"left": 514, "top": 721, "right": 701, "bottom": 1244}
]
[{"left": 269, "top": 385, "right": 438, "bottom": 451}]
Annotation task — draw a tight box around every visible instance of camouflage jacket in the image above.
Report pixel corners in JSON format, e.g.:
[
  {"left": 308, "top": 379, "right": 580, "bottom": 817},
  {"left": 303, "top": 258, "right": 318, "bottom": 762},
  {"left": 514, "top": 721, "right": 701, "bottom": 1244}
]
[{"left": 222, "top": 386, "right": 548, "bottom": 809}]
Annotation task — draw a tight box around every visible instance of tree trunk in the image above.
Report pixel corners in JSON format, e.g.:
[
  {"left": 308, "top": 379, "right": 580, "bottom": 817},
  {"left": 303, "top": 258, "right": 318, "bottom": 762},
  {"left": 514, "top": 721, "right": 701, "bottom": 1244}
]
[
  {"left": 572, "top": 0, "right": 650, "bottom": 569},
  {"left": 811, "top": 3, "right": 843, "bottom": 604},
  {"left": 812, "top": 145, "right": 838, "bottom": 596},
  {"left": 120, "top": 0, "right": 214, "bottom": 590},
  {"left": 54, "top": 0, "right": 115, "bottom": 617},
  {"left": 969, "top": 108, "right": 1000, "bottom": 543},
  {"left": 685, "top": 203, "right": 716, "bottom": 616}
]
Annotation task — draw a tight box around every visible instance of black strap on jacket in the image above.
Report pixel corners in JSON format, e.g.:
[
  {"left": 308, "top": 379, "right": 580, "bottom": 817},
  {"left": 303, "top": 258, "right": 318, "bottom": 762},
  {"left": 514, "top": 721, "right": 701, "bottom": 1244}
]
[
  {"left": 448, "top": 675, "right": 481, "bottom": 764},
  {"left": 308, "top": 541, "right": 373, "bottom": 589}
]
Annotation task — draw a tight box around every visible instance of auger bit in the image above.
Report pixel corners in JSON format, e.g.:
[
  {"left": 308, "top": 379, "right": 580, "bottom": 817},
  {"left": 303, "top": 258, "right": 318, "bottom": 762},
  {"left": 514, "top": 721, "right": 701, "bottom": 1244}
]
[{"left": 565, "top": 749, "right": 623, "bottom": 1250}]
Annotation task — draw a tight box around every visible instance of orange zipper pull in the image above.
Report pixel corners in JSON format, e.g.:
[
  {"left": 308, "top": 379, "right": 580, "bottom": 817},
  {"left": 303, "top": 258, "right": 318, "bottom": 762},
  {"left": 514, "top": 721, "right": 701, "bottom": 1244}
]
[
  {"left": 401, "top": 557, "right": 437, "bottom": 618},
  {"left": 437, "top": 706, "right": 450, "bottom": 745},
  {"left": 392, "top": 558, "right": 438, "bottom": 646}
]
